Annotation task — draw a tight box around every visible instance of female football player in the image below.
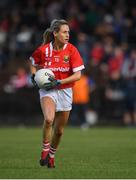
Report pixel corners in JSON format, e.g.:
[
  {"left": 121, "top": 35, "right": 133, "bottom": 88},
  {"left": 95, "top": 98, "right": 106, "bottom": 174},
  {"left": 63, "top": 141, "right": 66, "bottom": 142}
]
[{"left": 29, "top": 19, "right": 85, "bottom": 168}]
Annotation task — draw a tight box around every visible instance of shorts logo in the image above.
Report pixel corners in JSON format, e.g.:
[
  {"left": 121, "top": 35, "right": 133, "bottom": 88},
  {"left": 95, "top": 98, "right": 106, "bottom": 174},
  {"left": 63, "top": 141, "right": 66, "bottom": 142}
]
[{"left": 63, "top": 55, "right": 69, "bottom": 63}]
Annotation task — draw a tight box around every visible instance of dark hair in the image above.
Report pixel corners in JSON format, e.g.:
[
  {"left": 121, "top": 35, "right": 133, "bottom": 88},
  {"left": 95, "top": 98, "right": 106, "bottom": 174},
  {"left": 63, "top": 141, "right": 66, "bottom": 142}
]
[{"left": 43, "top": 19, "right": 68, "bottom": 44}]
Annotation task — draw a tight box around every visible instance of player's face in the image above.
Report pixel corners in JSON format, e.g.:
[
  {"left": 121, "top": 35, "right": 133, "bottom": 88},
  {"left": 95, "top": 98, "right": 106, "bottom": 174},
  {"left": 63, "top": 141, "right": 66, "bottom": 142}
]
[{"left": 54, "top": 24, "right": 70, "bottom": 45}]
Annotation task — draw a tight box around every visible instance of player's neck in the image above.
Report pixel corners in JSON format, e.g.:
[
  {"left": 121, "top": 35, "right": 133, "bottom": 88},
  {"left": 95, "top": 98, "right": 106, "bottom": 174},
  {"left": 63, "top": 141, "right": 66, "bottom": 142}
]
[{"left": 53, "top": 41, "right": 64, "bottom": 51}]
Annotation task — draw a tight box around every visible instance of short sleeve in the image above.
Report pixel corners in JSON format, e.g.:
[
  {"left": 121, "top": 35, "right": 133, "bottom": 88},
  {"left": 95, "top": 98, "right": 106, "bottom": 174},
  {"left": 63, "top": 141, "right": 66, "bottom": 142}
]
[
  {"left": 70, "top": 46, "right": 85, "bottom": 72},
  {"left": 29, "top": 47, "right": 41, "bottom": 66}
]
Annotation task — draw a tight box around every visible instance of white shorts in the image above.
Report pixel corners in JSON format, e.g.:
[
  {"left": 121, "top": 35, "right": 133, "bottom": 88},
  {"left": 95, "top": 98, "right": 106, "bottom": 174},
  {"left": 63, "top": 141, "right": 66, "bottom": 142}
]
[{"left": 39, "top": 88, "right": 73, "bottom": 112}]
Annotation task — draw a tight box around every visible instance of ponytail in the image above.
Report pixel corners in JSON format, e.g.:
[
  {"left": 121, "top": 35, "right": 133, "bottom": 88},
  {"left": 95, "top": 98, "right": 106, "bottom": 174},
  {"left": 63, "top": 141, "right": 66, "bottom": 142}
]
[{"left": 43, "top": 28, "right": 53, "bottom": 44}]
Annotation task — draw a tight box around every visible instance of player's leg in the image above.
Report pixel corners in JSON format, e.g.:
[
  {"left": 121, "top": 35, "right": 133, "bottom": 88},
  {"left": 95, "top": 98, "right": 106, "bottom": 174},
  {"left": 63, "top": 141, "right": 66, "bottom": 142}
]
[
  {"left": 51, "top": 111, "right": 70, "bottom": 148},
  {"left": 48, "top": 111, "right": 70, "bottom": 168},
  {"left": 40, "top": 96, "right": 56, "bottom": 166}
]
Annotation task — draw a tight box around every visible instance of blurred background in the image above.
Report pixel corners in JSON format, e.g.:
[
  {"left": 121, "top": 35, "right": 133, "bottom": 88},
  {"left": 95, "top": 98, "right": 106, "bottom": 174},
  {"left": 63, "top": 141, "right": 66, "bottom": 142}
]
[{"left": 0, "top": 0, "right": 136, "bottom": 128}]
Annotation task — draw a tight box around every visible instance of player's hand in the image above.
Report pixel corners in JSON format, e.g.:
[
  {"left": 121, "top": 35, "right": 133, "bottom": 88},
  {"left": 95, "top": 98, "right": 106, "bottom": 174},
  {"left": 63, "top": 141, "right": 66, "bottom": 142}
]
[
  {"left": 43, "top": 76, "right": 61, "bottom": 91},
  {"left": 31, "top": 74, "right": 39, "bottom": 89}
]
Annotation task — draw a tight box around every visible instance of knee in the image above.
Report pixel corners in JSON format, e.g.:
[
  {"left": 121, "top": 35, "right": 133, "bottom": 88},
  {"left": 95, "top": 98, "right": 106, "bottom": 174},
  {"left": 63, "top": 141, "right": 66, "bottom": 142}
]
[
  {"left": 54, "top": 128, "right": 64, "bottom": 137},
  {"left": 44, "top": 116, "right": 54, "bottom": 127}
]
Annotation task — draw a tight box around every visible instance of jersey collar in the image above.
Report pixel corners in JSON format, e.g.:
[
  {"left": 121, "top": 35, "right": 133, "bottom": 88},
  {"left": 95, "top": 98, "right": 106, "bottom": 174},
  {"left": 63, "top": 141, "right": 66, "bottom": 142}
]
[{"left": 50, "top": 42, "right": 68, "bottom": 51}]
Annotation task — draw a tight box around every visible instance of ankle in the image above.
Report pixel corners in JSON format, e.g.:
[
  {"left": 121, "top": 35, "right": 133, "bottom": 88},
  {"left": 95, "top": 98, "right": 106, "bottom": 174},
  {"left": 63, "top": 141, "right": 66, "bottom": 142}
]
[
  {"left": 49, "top": 145, "right": 57, "bottom": 158},
  {"left": 42, "top": 140, "right": 50, "bottom": 152}
]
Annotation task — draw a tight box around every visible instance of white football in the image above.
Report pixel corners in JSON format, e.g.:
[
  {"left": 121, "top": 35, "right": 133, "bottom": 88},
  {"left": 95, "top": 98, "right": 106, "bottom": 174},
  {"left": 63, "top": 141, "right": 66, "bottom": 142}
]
[{"left": 34, "top": 68, "right": 55, "bottom": 88}]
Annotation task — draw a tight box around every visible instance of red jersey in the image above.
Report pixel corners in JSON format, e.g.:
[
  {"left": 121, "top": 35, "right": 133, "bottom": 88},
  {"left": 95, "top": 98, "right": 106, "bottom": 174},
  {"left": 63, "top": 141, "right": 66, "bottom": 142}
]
[{"left": 29, "top": 42, "right": 85, "bottom": 89}]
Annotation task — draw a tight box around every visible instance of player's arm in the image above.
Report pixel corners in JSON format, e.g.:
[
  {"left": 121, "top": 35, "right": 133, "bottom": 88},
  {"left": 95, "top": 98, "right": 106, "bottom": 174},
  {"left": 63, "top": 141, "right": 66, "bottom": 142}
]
[
  {"left": 29, "top": 61, "right": 39, "bottom": 88},
  {"left": 30, "top": 62, "right": 37, "bottom": 74},
  {"left": 29, "top": 46, "right": 43, "bottom": 88},
  {"left": 60, "top": 71, "right": 81, "bottom": 85},
  {"left": 29, "top": 46, "right": 42, "bottom": 74}
]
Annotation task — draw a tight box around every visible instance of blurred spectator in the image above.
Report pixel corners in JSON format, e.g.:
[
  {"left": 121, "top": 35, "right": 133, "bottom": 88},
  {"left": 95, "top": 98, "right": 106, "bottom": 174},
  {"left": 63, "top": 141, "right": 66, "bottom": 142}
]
[
  {"left": 15, "top": 25, "right": 34, "bottom": 56},
  {"left": 88, "top": 42, "right": 105, "bottom": 85},
  {"left": 0, "top": 14, "right": 9, "bottom": 47},
  {"left": 85, "top": 1, "right": 101, "bottom": 32},
  {"left": 121, "top": 49, "right": 136, "bottom": 126},
  {"left": 81, "top": 77, "right": 98, "bottom": 129},
  {"left": 70, "top": 73, "right": 90, "bottom": 126},
  {"left": 76, "top": 32, "right": 91, "bottom": 65},
  {"left": 0, "top": 28, "right": 7, "bottom": 46},
  {"left": 45, "top": 0, "right": 62, "bottom": 21},
  {"left": 108, "top": 46, "right": 124, "bottom": 74},
  {"left": 90, "top": 42, "right": 104, "bottom": 66},
  {"left": 104, "top": 66, "right": 126, "bottom": 123},
  {"left": 3, "top": 67, "right": 30, "bottom": 93},
  {"left": 126, "top": 7, "right": 136, "bottom": 48},
  {"left": 0, "top": 47, "right": 9, "bottom": 68}
]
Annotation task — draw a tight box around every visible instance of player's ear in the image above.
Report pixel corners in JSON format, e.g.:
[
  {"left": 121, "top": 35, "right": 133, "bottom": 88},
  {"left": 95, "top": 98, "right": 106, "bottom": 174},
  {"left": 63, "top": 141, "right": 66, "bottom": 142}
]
[{"left": 53, "top": 31, "right": 58, "bottom": 38}]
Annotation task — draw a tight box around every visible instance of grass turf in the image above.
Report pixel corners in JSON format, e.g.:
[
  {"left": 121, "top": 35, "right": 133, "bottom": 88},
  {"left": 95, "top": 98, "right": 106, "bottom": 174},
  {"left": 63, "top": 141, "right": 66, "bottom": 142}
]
[{"left": 0, "top": 126, "right": 136, "bottom": 179}]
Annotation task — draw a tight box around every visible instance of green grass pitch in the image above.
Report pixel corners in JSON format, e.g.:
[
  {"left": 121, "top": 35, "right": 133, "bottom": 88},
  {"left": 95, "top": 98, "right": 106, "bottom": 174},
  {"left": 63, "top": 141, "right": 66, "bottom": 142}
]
[{"left": 0, "top": 126, "right": 136, "bottom": 179}]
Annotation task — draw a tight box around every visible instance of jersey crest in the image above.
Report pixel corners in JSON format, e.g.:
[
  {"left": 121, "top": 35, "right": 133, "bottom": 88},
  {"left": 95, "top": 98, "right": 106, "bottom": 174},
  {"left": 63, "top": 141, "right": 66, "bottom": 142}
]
[{"left": 63, "top": 55, "right": 70, "bottom": 63}]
